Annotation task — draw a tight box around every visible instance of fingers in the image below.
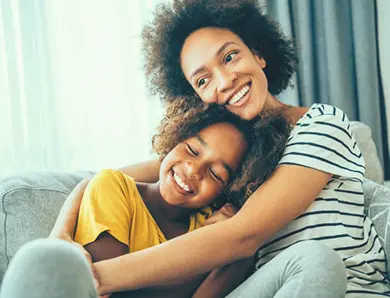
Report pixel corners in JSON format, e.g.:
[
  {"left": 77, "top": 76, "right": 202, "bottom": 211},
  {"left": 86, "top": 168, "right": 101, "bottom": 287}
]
[
  {"left": 205, "top": 203, "right": 238, "bottom": 225},
  {"left": 205, "top": 213, "right": 229, "bottom": 225},
  {"left": 72, "top": 242, "right": 101, "bottom": 289},
  {"left": 220, "top": 203, "right": 238, "bottom": 215}
]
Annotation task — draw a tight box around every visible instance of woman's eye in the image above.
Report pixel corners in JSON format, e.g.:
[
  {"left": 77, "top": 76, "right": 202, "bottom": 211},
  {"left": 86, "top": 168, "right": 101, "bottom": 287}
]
[
  {"left": 187, "top": 144, "right": 198, "bottom": 156},
  {"left": 197, "top": 78, "right": 208, "bottom": 87},
  {"left": 225, "top": 52, "right": 237, "bottom": 63}
]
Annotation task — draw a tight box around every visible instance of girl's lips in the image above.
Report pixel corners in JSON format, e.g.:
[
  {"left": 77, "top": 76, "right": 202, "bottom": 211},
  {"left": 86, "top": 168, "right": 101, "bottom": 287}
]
[
  {"left": 229, "top": 83, "right": 252, "bottom": 107},
  {"left": 170, "top": 170, "right": 193, "bottom": 195}
]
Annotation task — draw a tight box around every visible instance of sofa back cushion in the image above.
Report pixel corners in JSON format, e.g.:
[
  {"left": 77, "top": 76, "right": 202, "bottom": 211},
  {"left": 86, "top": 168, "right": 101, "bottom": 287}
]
[{"left": 0, "top": 171, "right": 89, "bottom": 279}]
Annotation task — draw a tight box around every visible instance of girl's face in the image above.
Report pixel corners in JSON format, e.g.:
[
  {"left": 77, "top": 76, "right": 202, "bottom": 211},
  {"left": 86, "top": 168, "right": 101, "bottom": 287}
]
[
  {"left": 159, "top": 122, "right": 247, "bottom": 209},
  {"left": 180, "top": 27, "right": 269, "bottom": 120}
]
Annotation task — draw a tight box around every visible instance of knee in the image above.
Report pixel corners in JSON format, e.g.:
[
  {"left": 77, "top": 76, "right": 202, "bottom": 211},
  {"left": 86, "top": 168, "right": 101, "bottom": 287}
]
[
  {"left": 290, "top": 241, "right": 346, "bottom": 276},
  {"left": 10, "top": 238, "right": 89, "bottom": 272}
]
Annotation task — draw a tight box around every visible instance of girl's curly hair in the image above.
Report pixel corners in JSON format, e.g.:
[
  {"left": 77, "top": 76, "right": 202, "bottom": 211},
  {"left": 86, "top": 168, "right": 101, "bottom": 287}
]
[
  {"left": 152, "top": 98, "right": 291, "bottom": 208},
  {"left": 142, "top": 0, "right": 298, "bottom": 103}
]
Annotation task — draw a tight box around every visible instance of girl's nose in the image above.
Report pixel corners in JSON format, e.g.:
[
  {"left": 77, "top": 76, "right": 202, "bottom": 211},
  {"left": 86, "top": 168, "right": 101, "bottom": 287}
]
[{"left": 184, "top": 160, "right": 202, "bottom": 180}]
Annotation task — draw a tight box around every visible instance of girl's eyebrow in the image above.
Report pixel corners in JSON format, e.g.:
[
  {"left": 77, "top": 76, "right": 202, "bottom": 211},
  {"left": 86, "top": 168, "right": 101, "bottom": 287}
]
[
  {"left": 189, "top": 41, "right": 239, "bottom": 81},
  {"left": 195, "top": 135, "right": 233, "bottom": 179}
]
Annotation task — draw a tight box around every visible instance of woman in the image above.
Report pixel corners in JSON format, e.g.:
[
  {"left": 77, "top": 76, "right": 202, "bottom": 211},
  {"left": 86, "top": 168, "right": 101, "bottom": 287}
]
[{"left": 96, "top": 0, "right": 385, "bottom": 296}]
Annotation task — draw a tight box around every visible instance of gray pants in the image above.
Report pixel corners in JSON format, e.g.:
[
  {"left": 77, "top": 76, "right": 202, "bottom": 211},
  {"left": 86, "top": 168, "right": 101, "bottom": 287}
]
[{"left": 0, "top": 239, "right": 347, "bottom": 298}]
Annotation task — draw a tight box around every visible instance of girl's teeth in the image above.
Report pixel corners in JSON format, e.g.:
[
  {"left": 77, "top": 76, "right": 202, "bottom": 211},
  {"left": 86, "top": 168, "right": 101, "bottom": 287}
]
[{"left": 174, "top": 172, "right": 191, "bottom": 192}]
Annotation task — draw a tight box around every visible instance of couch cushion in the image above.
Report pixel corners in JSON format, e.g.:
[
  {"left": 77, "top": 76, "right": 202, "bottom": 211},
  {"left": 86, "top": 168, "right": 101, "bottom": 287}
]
[
  {"left": 0, "top": 171, "right": 92, "bottom": 280},
  {"left": 363, "top": 178, "right": 390, "bottom": 275},
  {"left": 350, "top": 121, "right": 384, "bottom": 184}
]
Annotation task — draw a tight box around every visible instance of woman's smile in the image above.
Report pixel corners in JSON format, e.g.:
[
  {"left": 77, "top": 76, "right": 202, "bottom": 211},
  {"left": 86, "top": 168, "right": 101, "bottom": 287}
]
[
  {"left": 226, "top": 82, "right": 251, "bottom": 106},
  {"left": 181, "top": 27, "right": 269, "bottom": 120}
]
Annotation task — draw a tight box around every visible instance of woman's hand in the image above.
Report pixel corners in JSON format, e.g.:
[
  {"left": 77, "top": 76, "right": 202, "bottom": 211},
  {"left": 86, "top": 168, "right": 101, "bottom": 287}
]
[{"left": 205, "top": 203, "right": 238, "bottom": 225}]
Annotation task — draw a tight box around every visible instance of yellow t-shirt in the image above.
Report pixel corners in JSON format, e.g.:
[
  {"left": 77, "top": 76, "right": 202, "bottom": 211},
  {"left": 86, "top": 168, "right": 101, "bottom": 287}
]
[{"left": 74, "top": 169, "right": 212, "bottom": 252}]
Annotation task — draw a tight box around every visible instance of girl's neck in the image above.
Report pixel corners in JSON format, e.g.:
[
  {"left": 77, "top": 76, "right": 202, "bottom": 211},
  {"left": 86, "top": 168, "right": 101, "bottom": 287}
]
[{"left": 137, "top": 182, "right": 192, "bottom": 222}]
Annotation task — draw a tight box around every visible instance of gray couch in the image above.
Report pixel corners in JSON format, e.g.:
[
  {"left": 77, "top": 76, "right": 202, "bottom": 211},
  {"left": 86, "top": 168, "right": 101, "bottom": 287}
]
[{"left": 0, "top": 122, "right": 389, "bottom": 282}]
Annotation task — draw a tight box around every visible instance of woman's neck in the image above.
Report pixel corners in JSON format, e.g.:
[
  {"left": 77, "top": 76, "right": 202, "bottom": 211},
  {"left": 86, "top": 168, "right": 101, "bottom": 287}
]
[{"left": 262, "top": 93, "right": 309, "bottom": 125}]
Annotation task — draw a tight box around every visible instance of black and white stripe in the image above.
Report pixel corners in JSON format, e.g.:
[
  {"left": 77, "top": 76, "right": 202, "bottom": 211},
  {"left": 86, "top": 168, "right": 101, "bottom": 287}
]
[{"left": 255, "top": 104, "right": 389, "bottom": 297}]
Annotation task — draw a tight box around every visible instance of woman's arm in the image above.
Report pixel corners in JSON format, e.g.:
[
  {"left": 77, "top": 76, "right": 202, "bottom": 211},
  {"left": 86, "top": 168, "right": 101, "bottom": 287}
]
[
  {"left": 192, "top": 257, "right": 254, "bottom": 298},
  {"left": 95, "top": 165, "right": 331, "bottom": 294},
  {"left": 119, "top": 159, "right": 160, "bottom": 183}
]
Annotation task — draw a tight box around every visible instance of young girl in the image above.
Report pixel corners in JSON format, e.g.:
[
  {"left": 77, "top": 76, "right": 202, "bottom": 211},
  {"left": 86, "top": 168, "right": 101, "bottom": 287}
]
[
  {"left": 1, "top": 102, "right": 285, "bottom": 298},
  {"left": 73, "top": 103, "right": 257, "bottom": 298}
]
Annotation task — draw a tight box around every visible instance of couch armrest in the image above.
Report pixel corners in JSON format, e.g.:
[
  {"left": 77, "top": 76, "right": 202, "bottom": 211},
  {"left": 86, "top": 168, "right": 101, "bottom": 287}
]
[
  {"left": 0, "top": 171, "right": 93, "bottom": 280},
  {"left": 350, "top": 121, "right": 384, "bottom": 184},
  {"left": 363, "top": 178, "right": 390, "bottom": 276}
]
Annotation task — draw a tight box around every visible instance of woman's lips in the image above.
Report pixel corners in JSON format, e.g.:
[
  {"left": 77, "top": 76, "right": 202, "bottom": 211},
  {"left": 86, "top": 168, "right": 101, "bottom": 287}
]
[{"left": 228, "top": 83, "right": 252, "bottom": 107}]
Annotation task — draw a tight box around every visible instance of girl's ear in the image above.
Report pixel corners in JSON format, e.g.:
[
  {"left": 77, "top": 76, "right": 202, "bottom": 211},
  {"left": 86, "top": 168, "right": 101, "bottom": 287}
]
[{"left": 252, "top": 50, "right": 267, "bottom": 69}]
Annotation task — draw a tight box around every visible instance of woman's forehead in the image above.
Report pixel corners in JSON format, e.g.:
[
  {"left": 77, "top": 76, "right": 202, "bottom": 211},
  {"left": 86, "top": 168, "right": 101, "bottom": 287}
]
[{"left": 180, "top": 27, "right": 246, "bottom": 75}]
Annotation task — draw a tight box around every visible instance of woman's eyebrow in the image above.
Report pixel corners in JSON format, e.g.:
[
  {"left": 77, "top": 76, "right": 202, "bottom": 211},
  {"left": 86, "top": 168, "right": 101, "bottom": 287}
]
[{"left": 189, "top": 41, "right": 239, "bottom": 81}]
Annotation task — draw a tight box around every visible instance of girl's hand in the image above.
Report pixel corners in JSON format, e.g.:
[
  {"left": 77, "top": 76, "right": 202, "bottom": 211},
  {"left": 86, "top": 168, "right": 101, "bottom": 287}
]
[
  {"left": 205, "top": 203, "right": 237, "bottom": 225},
  {"left": 49, "top": 234, "right": 111, "bottom": 298}
]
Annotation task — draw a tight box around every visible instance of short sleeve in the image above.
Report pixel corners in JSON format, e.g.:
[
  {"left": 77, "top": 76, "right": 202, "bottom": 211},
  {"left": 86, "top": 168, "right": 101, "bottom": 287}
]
[
  {"left": 74, "top": 169, "right": 136, "bottom": 246},
  {"left": 279, "top": 113, "right": 366, "bottom": 181}
]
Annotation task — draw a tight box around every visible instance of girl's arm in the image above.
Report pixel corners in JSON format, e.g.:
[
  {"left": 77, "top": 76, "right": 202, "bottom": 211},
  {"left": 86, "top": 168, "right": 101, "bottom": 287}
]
[
  {"left": 50, "top": 160, "right": 160, "bottom": 239},
  {"left": 49, "top": 179, "right": 90, "bottom": 240},
  {"left": 192, "top": 257, "right": 254, "bottom": 298},
  {"left": 119, "top": 159, "right": 160, "bottom": 183},
  {"left": 95, "top": 164, "right": 332, "bottom": 294},
  {"left": 192, "top": 204, "right": 254, "bottom": 298}
]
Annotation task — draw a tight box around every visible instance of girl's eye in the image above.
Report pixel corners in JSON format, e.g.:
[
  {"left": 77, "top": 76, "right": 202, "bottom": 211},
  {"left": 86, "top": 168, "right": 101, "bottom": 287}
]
[
  {"left": 225, "top": 52, "right": 237, "bottom": 63},
  {"left": 187, "top": 144, "right": 198, "bottom": 156},
  {"left": 210, "top": 168, "right": 223, "bottom": 183}
]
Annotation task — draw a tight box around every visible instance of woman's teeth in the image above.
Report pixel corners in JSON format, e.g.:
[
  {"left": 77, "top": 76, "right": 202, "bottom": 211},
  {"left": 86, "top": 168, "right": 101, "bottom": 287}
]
[
  {"left": 229, "top": 84, "right": 250, "bottom": 105},
  {"left": 173, "top": 172, "right": 192, "bottom": 192}
]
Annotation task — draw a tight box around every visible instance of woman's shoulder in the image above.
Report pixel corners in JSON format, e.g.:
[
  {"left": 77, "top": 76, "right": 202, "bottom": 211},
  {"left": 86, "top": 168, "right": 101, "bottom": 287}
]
[
  {"left": 281, "top": 103, "right": 365, "bottom": 180},
  {"left": 297, "top": 103, "right": 351, "bottom": 126}
]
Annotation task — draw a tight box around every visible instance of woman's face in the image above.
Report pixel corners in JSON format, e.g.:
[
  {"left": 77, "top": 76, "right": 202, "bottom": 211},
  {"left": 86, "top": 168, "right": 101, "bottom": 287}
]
[
  {"left": 180, "top": 27, "right": 269, "bottom": 120},
  {"left": 159, "top": 122, "right": 247, "bottom": 209}
]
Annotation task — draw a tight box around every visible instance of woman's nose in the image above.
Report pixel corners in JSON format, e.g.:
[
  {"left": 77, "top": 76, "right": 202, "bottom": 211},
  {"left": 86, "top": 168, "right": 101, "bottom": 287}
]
[{"left": 216, "top": 69, "right": 237, "bottom": 94}]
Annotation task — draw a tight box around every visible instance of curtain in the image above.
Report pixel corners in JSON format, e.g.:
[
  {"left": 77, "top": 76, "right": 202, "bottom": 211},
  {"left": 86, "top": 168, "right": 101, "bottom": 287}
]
[
  {"left": 0, "top": 0, "right": 166, "bottom": 177},
  {"left": 377, "top": 0, "right": 390, "bottom": 179},
  {"left": 267, "top": 0, "right": 390, "bottom": 179}
]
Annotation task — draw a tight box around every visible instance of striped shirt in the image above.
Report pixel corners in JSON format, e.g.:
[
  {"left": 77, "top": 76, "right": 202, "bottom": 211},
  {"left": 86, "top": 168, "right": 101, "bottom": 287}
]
[{"left": 255, "top": 104, "right": 390, "bottom": 297}]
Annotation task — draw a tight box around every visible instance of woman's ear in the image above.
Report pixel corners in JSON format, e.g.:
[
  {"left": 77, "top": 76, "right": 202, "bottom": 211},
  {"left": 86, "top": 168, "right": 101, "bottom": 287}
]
[{"left": 252, "top": 50, "right": 267, "bottom": 69}]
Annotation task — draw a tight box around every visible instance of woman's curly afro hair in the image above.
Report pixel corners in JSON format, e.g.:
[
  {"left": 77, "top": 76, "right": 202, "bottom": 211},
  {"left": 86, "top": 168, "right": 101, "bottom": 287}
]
[{"left": 142, "top": 0, "right": 298, "bottom": 103}]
